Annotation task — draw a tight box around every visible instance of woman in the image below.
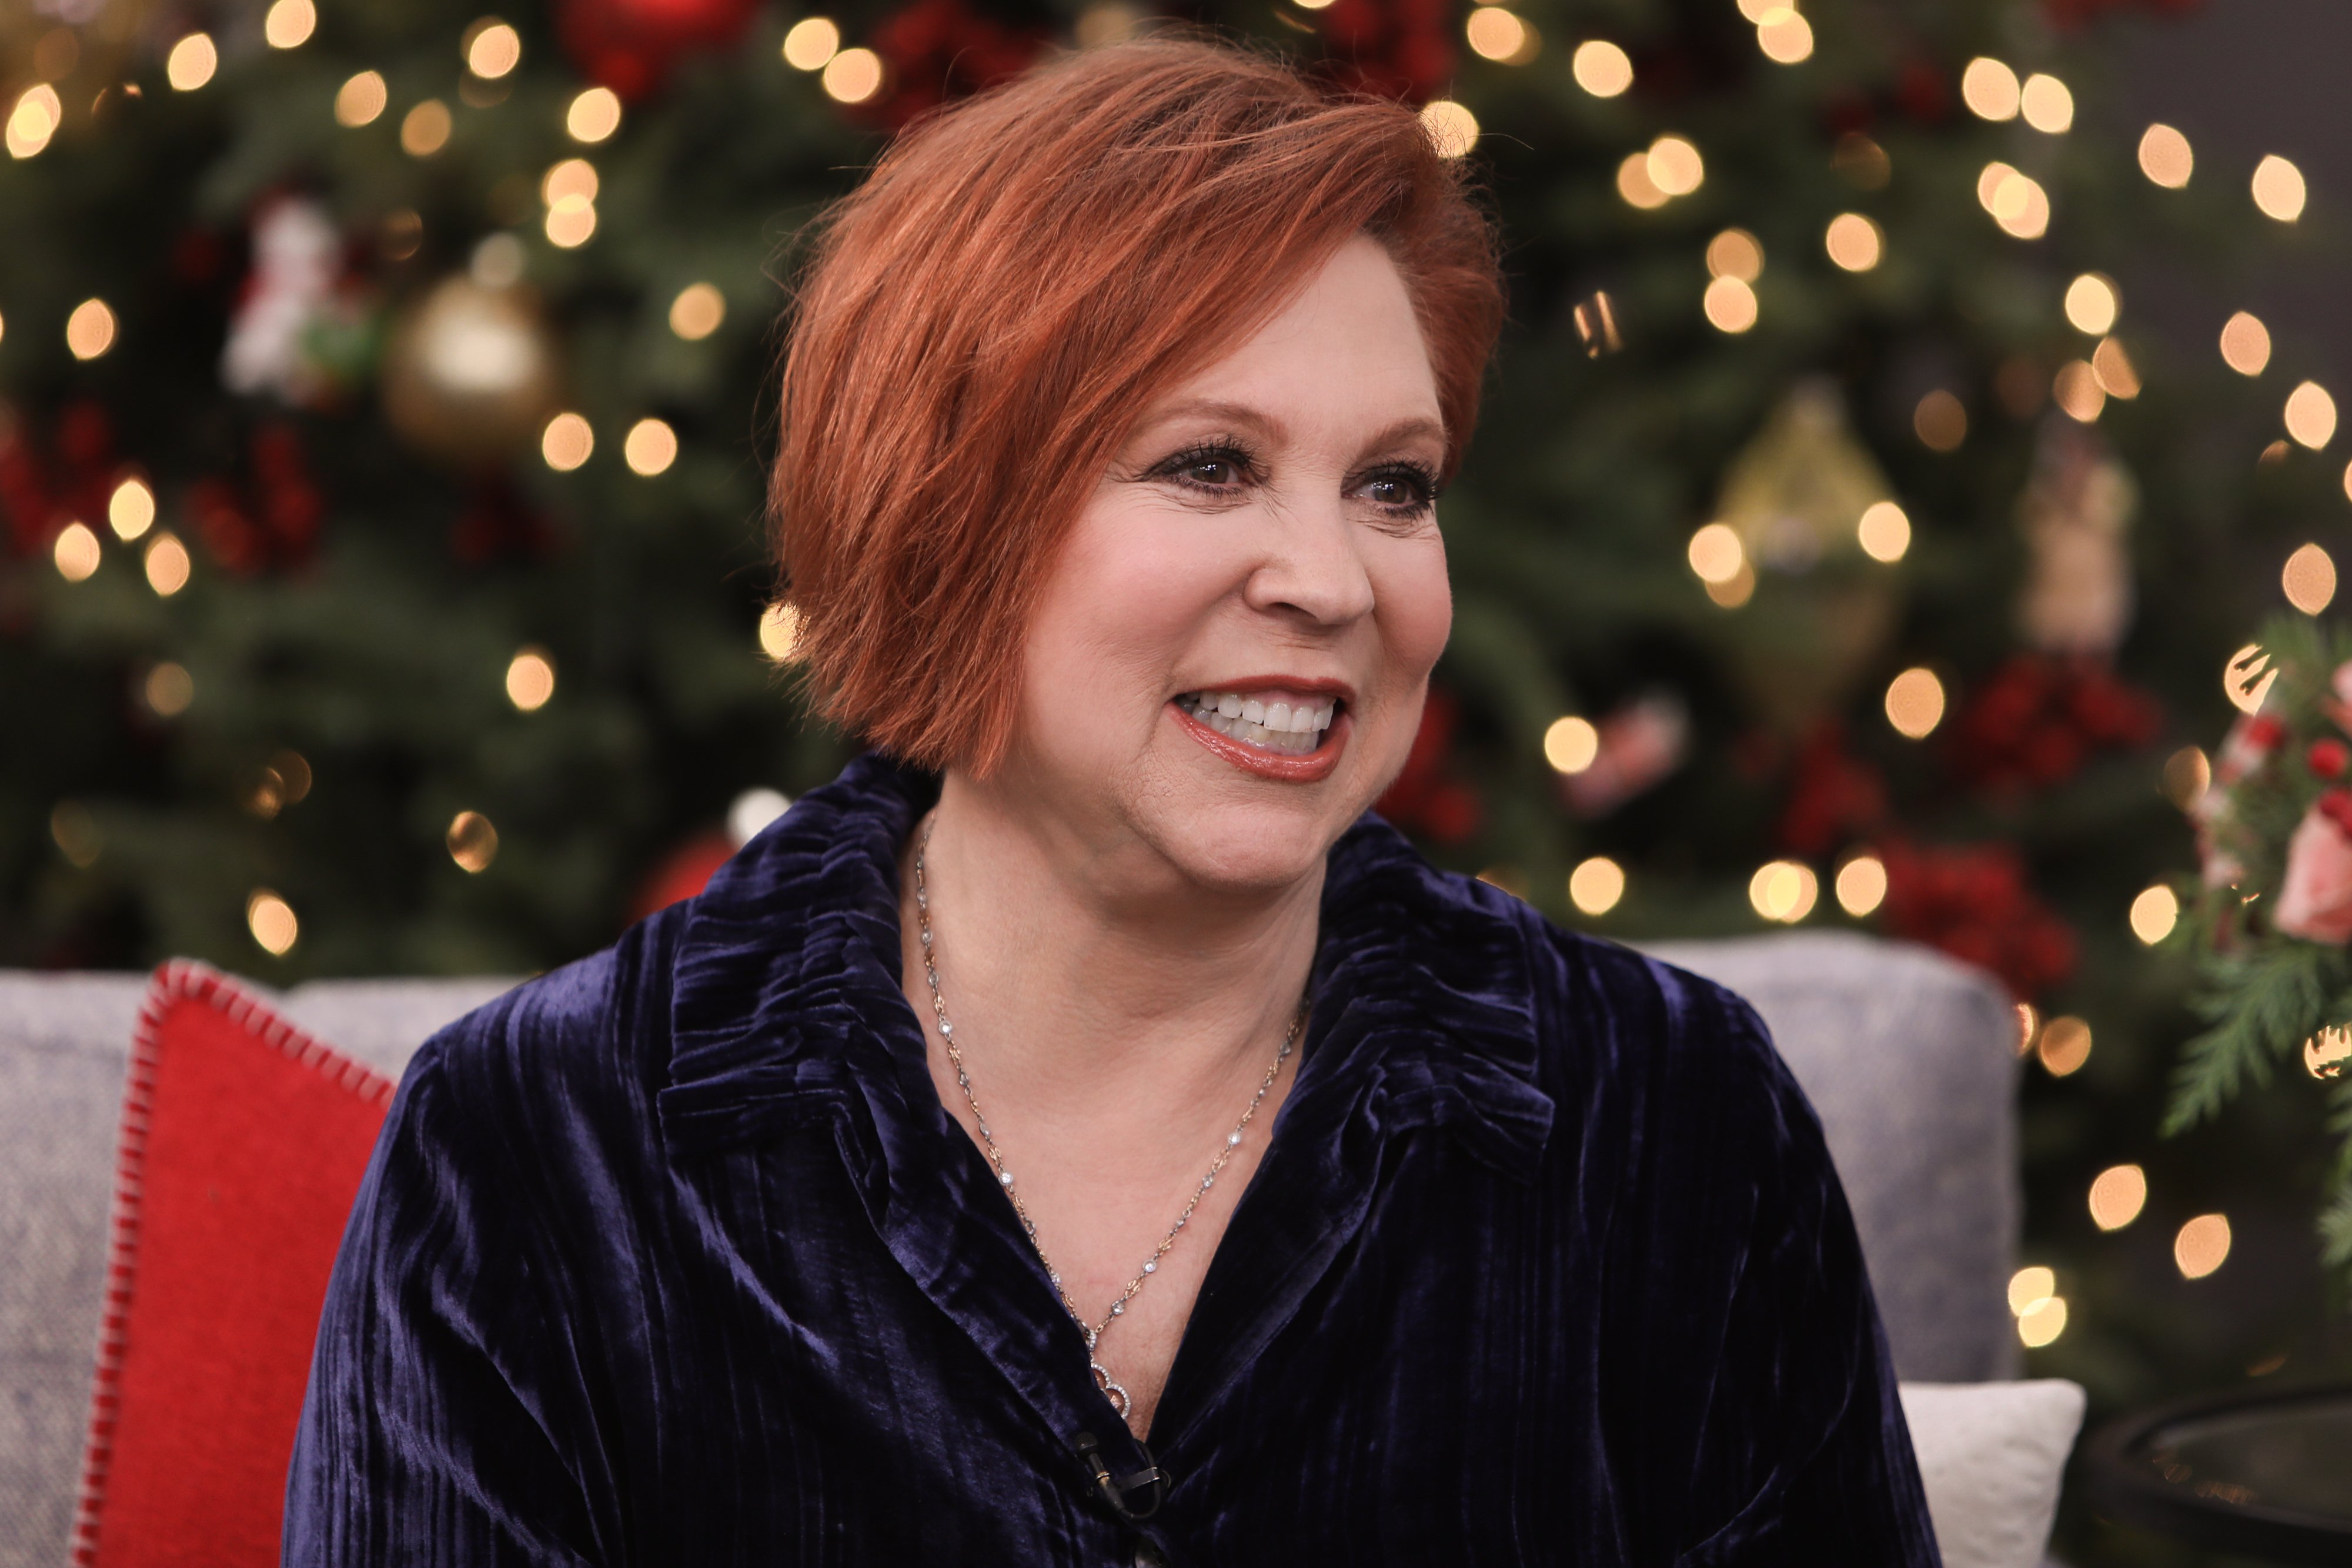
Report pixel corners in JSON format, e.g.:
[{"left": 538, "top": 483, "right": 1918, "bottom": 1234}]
[{"left": 288, "top": 36, "right": 1938, "bottom": 1566}]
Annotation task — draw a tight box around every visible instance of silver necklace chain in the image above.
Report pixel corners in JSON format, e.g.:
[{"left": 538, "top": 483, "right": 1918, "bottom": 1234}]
[{"left": 912, "top": 817, "right": 1302, "bottom": 1420}]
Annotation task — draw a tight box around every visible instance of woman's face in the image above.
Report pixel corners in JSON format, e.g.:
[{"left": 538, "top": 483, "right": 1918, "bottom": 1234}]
[{"left": 993, "top": 234, "right": 1454, "bottom": 895}]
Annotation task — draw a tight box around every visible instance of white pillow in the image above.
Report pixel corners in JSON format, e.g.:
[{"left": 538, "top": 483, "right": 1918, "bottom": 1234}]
[{"left": 1897, "top": 1380, "right": 2085, "bottom": 1568}]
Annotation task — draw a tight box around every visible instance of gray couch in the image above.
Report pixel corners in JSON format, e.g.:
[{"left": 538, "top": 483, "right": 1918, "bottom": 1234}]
[{"left": 0, "top": 932, "right": 2017, "bottom": 1567}]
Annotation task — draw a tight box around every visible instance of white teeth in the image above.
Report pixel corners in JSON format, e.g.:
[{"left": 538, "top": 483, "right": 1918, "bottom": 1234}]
[
  {"left": 1315, "top": 707, "right": 1331, "bottom": 730},
  {"left": 1217, "top": 693, "right": 1242, "bottom": 718},
  {"left": 1241, "top": 699, "right": 1265, "bottom": 725},
  {"left": 1265, "top": 701, "right": 1292, "bottom": 731},
  {"left": 1178, "top": 690, "right": 1339, "bottom": 755}
]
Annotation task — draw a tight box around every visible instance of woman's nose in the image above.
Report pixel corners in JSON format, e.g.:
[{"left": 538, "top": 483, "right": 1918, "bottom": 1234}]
[{"left": 1242, "top": 489, "right": 1378, "bottom": 628}]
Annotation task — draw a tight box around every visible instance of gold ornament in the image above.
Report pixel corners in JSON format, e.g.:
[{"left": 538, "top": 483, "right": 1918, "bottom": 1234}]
[{"left": 380, "top": 276, "right": 562, "bottom": 467}]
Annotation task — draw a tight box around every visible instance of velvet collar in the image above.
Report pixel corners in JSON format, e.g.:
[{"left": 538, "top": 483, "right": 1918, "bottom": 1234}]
[{"left": 657, "top": 753, "right": 1555, "bottom": 1180}]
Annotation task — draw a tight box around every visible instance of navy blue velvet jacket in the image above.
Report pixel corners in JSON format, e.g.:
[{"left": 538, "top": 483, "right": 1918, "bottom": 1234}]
[{"left": 286, "top": 755, "right": 1939, "bottom": 1566}]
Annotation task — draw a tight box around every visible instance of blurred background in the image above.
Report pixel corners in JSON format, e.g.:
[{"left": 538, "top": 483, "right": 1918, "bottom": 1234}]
[{"left": 4, "top": 0, "right": 2348, "bottom": 1559}]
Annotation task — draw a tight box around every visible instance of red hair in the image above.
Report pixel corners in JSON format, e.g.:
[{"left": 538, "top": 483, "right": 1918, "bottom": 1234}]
[{"left": 769, "top": 36, "right": 1504, "bottom": 773}]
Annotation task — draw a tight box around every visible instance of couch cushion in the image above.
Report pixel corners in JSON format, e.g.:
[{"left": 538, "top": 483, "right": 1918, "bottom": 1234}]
[{"left": 1644, "top": 932, "right": 2021, "bottom": 1383}]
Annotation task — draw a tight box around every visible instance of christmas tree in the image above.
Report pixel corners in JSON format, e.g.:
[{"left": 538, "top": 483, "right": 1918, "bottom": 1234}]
[{"left": 4, "top": 0, "right": 2344, "bottom": 1560}]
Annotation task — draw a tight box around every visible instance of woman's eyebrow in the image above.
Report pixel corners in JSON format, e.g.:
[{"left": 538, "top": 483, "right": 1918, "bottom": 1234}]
[
  {"left": 1357, "top": 415, "right": 1448, "bottom": 454},
  {"left": 1137, "top": 398, "right": 1287, "bottom": 442}
]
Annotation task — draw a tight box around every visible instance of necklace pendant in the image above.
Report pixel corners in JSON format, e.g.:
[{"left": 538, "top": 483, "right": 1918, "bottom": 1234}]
[{"left": 1091, "top": 1358, "right": 1131, "bottom": 1419}]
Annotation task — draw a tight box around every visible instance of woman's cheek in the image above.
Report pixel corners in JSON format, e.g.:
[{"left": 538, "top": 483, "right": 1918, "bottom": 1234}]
[{"left": 1378, "top": 530, "right": 1453, "bottom": 686}]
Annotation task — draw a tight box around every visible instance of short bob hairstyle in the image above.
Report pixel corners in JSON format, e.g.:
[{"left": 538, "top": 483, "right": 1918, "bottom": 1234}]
[{"left": 770, "top": 36, "right": 1505, "bottom": 774}]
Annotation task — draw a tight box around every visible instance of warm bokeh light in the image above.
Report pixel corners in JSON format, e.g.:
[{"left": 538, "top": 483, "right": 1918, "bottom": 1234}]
[
  {"left": 2092, "top": 337, "right": 2141, "bottom": 399},
  {"left": 53, "top": 521, "right": 101, "bottom": 582},
  {"left": 759, "top": 601, "right": 803, "bottom": 661},
  {"left": 1823, "top": 212, "right": 1882, "bottom": 272},
  {"left": 821, "top": 47, "right": 883, "bottom": 104},
  {"left": 166, "top": 33, "right": 218, "bottom": 91},
  {"left": 1703, "top": 276, "right": 1758, "bottom": 333},
  {"left": 2162, "top": 745, "right": 2211, "bottom": 811},
  {"left": 1543, "top": 716, "right": 1599, "bottom": 774},
  {"left": 1754, "top": 8, "right": 1812, "bottom": 64},
  {"left": 2019, "top": 73, "right": 2073, "bottom": 133},
  {"left": 546, "top": 197, "right": 596, "bottom": 248},
  {"left": 1977, "top": 162, "right": 2050, "bottom": 239},
  {"left": 1705, "top": 562, "right": 1756, "bottom": 609},
  {"left": 2284, "top": 542, "right": 2337, "bottom": 614},
  {"left": 66, "top": 297, "right": 116, "bottom": 360},
  {"left": 1885, "top": 667, "right": 1946, "bottom": 739},
  {"left": 2220, "top": 310, "right": 2271, "bottom": 376},
  {"left": 543, "top": 158, "right": 599, "bottom": 206},
  {"left": 2139, "top": 123, "right": 2192, "bottom": 188},
  {"left": 2015, "top": 1002, "right": 2040, "bottom": 1058},
  {"left": 1749, "top": 861, "right": 1818, "bottom": 923},
  {"left": 1960, "top": 57, "right": 2020, "bottom": 121},
  {"left": 335, "top": 71, "right": 389, "bottom": 127},
  {"left": 1568, "top": 857, "right": 1626, "bottom": 916},
  {"left": 1835, "top": 854, "right": 1887, "bottom": 917},
  {"left": 2017, "top": 1296, "right": 2067, "bottom": 1348},
  {"left": 6, "top": 84, "right": 61, "bottom": 159},
  {"left": 446, "top": 811, "right": 500, "bottom": 872},
  {"left": 1706, "top": 229, "right": 1764, "bottom": 283},
  {"left": 2252, "top": 154, "right": 2307, "bottom": 222},
  {"left": 265, "top": 0, "right": 318, "bottom": 49},
  {"left": 1419, "top": 100, "right": 1478, "bottom": 160},
  {"left": 1465, "top": 8, "right": 1533, "bottom": 63},
  {"left": 567, "top": 87, "right": 622, "bottom": 142},
  {"left": 109, "top": 478, "right": 155, "bottom": 540},
  {"left": 2064, "top": 273, "right": 2118, "bottom": 336},
  {"left": 2130, "top": 885, "right": 2180, "bottom": 945},
  {"left": 402, "top": 99, "right": 453, "bottom": 157},
  {"left": 2007, "top": 1266, "right": 2056, "bottom": 1316},
  {"left": 505, "top": 646, "right": 556, "bottom": 710},
  {"left": 247, "top": 890, "right": 299, "bottom": 956},
  {"left": 1687, "top": 522, "right": 1745, "bottom": 585},
  {"left": 729, "top": 787, "right": 792, "bottom": 847},
  {"left": 2175, "top": 1213, "right": 2231, "bottom": 1278},
  {"left": 1913, "top": 390, "right": 1967, "bottom": 452},
  {"left": 540, "top": 412, "right": 593, "bottom": 472},
  {"left": 467, "top": 19, "right": 523, "bottom": 78},
  {"left": 624, "top": 418, "right": 679, "bottom": 476},
  {"left": 783, "top": 17, "right": 843, "bottom": 70},
  {"left": 2286, "top": 381, "right": 2337, "bottom": 448},
  {"left": 1571, "top": 39, "right": 1632, "bottom": 97},
  {"left": 2226, "top": 643, "right": 2276, "bottom": 715},
  {"left": 145, "top": 661, "right": 194, "bottom": 717},
  {"left": 51, "top": 800, "right": 102, "bottom": 868},
  {"left": 144, "top": 531, "right": 191, "bottom": 596},
  {"left": 2053, "top": 361, "right": 2104, "bottom": 424},
  {"left": 669, "top": 282, "right": 726, "bottom": 340},
  {"left": 1857, "top": 500, "right": 1911, "bottom": 563},
  {"left": 2306, "top": 1026, "right": 2352, "bottom": 1079},
  {"left": 1647, "top": 135, "right": 1703, "bottom": 196},
  {"left": 1616, "top": 153, "right": 1668, "bottom": 210},
  {"left": 2039, "top": 1015, "right": 2092, "bottom": 1076},
  {"left": 2089, "top": 1165, "right": 2149, "bottom": 1231}
]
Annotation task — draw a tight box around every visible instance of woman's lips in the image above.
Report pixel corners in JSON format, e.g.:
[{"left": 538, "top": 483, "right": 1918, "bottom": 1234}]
[{"left": 1170, "top": 699, "right": 1345, "bottom": 783}]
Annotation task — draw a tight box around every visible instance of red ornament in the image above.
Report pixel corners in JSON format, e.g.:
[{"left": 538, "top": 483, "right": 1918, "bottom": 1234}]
[
  {"left": 1946, "top": 653, "right": 2162, "bottom": 795},
  {"left": 2310, "top": 739, "right": 2350, "bottom": 780},
  {"left": 632, "top": 831, "right": 736, "bottom": 921},
  {"left": 1375, "top": 687, "right": 1482, "bottom": 845},
  {"left": 189, "top": 422, "right": 327, "bottom": 576},
  {"left": 557, "top": 0, "right": 761, "bottom": 101},
  {"left": 1777, "top": 721, "right": 1889, "bottom": 857},
  {"left": 1877, "top": 838, "right": 2079, "bottom": 1001}
]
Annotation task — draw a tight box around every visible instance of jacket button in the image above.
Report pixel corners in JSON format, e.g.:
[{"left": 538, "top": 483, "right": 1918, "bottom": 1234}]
[{"left": 1132, "top": 1540, "right": 1168, "bottom": 1568}]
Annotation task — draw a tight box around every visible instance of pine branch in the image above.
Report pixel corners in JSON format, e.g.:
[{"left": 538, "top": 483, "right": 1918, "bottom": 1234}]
[{"left": 2164, "top": 943, "right": 2335, "bottom": 1135}]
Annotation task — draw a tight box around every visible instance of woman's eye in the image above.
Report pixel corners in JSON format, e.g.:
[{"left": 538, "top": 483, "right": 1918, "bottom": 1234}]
[
  {"left": 1362, "top": 469, "right": 1434, "bottom": 511},
  {"left": 1181, "top": 457, "right": 1242, "bottom": 487}
]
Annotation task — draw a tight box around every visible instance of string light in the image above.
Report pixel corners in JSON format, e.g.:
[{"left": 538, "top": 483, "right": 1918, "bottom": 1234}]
[
  {"left": 2220, "top": 311, "right": 2271, "bottom": 376},
  {"left": 543, "top": 157, "right": 598, "bottom": 246},
  {"left": 402, "top": 99, "right": 453, "bottom": 158},
  {"left": 246, "top": 890, "right": 299, "bottom": 956},
  {"left": 6, "top": 84, "right": 60, "bottom": 159},
  {"left": 2019, "top": 73, "right": 2073, "bottom": 133},
  {"left": 1419, "top": 101, "right": 1478, "bottom": 159},
  {"left": 2224, "top": 644, "right": 2276, "bottom": 714},
  {"left": 1703, "top": 276, "right": 1758, "bottom": 333},
  {"left": 2286, "top": 381, "right": 2337, "bottom": 449},
  {"left": 66, "top": 298, "right": 116, "bottom": 360},
  {"left": 335, "top": 72, "right": 388, "bottom": 126},
  {"left": 1857, "top": 500, "right": 1910, "bottom": 563},
  {"left": 624, "top": 418, "right": 679, "bottom": 476},
  {"left": 2129, "top": 885, "right": 2179, "bottom": 944},
  {"left": 2039, "top": 1015, "right": 2092, "bottom": 1076},
  {"left": 1914, "top": 390, "right": 1967, "bottom": 451},
  {"left": 1835, "top": 854, "right": 1887, "bottom": 916},
  {"left": 1977, "top": 162, "right": 2050, "bottom": 239},
  {"left": 2089, "top": 1165, "right": 2147, "bottom": 1231},
  {"left": 1466, "top": 8, "right": 1536, "bottom": 63},
  {"left": 2018, "top": 1296, "right": 2067, "bottom": 1348},
  {"left": 466, "top": 19, "right": 523, "bottom": 79},
  {"left": 2306, "top": 1027, "right": 2352, "bottom": 1079},
  {"left": 1616, "top": 153, "right": 1668, "bottom": 210},
  {"left": 145, "top": 661, "right": 194, "bottom": 717},
  {"left": 1749, "top": 861, "right": 1818, "bottom": 922},
  {"left": 821, "top": 47, "right": 883, "bottom": 104},
  {"left": 2064, "top": 273, "right": 2119, "bottom": 336},
  {"left": 1647, "top": 135, "right": 1703, "bottom": 196},
  {"left": 2007, "top": 1266, "right": 2056, "bottom": 1315},
  {"left": 1571, "top": 40, "right": 1632, "bottom": 97},
  {"left": 2174, "top": 1213, "right": 2231, "bottom": 1279},
  {"left": 2139, "top": 123, "right": 2193, "bottom": 188},
  {"left": 52, "top": 521, "right": 101, "bottom": 581},
  {"left": 505, "top": 647, "right": 556, "bottom": 710},
  {"left": 446, "top": 811, "right": 500, "bottom": 872},
  {"left": 2283, "top": 542, "right": 2337, "bottom": 614},
  {"left": 729, "top": 788, "right": 793, "bottom": 846},
  {"left": 166, "top": 33, "right": 218, "bottom": 92},
  {"left": 1885, "top": 668, "right": 1945, "bottom": 738},
  {"left": 2092, "top": 338, "right": 2141, "bottom": 399},
  {"left": 1568, "top": 857, "right": 1626, "bottom": 915},
  {"left": 264, "top": 0, "right": 316, "bottom": 49},
  {"left": 2252, "top": 155, "right": 2306, "bottom": 222},
  {"left": 2014, "top": 1002, "right": 2041, "bottom": 1057},
  {"left": 144, "top": 531, "right": 191, "bottom": 596},
  {"left": 1753, "top": 8, "right": 1812, "bottom": 64},
  {"left": 1687, "top": 522, "right": 1745, "bottom": 586},
  {"left": 1543, "top": 716, "right": 1599, "bottom": 774},
  {"left": 759, "top": 602, "right": 803, "bottom": 661},
  {"left": 540, "top": 413, "right": 593, "bottom": 471},
  {"left": 1960, "top": 58, "right": 2020, "bottom": 121},
  {"left": 669, "top": 282, "right": 727, "bottom": 340},
  {"left": 567, "top": 87, "right": 622, "bottom": 142},
  {"left": 1706, "top": 229, "right": 1763, "bottom": 282},
  {"left": 2162, "top": 746, "right": 2211, "bottom": 811},
  {"left": 2053, "top": 361, "right": 2104, "bottom": 423},
  {"left": 109, "top": 478, "right": 155, "bottom": 540},
  {"left": 783, "top": 17, "right": 842, "bottom": 70},
  {"left": 1823, "top": 213, "right": 1883, "bottom": 272}
]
